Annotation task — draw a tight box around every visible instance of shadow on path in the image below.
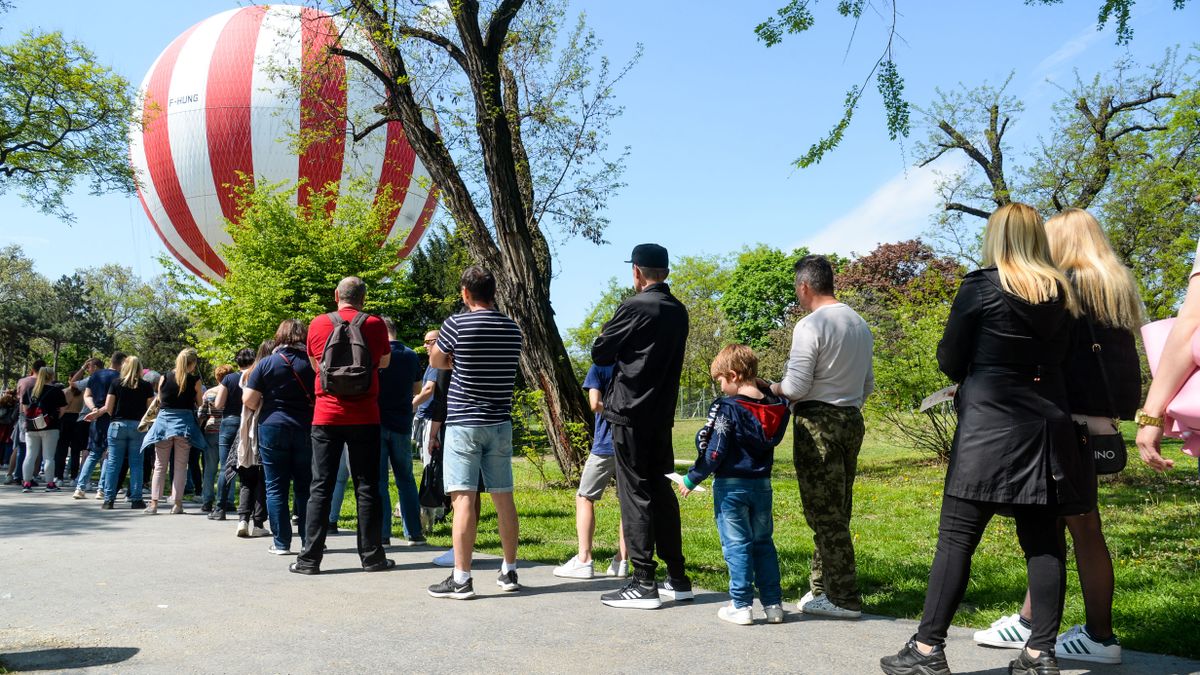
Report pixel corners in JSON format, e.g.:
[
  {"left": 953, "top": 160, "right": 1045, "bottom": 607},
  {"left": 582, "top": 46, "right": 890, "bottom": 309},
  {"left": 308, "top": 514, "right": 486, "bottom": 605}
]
[{"left": 0, "top": 646, "right": 139, "bottom": 671}]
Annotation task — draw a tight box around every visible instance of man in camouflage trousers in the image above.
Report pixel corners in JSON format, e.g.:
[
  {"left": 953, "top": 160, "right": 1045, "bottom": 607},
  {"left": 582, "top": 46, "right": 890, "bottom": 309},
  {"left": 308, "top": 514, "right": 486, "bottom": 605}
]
[{"left": 770, "top": 256, "right": 874, "bottom": 619}]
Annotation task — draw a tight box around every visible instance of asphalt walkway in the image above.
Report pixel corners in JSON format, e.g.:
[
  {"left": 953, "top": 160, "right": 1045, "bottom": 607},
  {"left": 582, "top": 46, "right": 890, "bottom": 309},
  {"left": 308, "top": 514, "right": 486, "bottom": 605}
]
[{"left": 2, "top": 488, "right": 1197, "bottom": 674}]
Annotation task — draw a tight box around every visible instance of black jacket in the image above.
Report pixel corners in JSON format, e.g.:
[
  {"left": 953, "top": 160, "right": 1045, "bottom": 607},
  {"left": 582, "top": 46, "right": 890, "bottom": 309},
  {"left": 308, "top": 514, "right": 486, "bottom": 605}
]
[
  {"left": 1065, "top": 317, "right": 1141, "bottom": 419},
  {"left": 937, "top": 269, "right": 1092, "bottom": 511},
  {"left": 592, "top": 282, "right": 689, "bottom": 427}
]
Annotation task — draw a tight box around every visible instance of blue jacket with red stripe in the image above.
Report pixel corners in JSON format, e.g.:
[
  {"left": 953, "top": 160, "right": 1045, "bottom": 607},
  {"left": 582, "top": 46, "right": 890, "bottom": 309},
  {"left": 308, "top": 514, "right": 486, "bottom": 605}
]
[{"left": 684, "top": 388, "right": 789, "bottom": 488}]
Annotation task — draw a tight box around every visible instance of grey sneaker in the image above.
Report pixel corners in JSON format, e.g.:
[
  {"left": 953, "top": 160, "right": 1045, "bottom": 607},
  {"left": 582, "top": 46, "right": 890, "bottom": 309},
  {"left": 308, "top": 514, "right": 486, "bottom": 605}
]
[
  {"left": 800, "top": 593, "right": 861, "bottom": 619},
  {"left": 428, "top": 575, "right": 475, "bottom": 600},
  {"left": 764, "top": 604, "right": 785, "bottom": 624},
  {"left": 496, "top": 569, "right": 520, "bottom": 592}
]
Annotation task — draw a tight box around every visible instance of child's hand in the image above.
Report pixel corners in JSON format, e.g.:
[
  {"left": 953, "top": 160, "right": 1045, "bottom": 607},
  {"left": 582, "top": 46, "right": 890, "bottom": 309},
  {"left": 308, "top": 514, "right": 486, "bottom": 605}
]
[{"left": 678, "top": 483, "right": 691, "bottom": 497}]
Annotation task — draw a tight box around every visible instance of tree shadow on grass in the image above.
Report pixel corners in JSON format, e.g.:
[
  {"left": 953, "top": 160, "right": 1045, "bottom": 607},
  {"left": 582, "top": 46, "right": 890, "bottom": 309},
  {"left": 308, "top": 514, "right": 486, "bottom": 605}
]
[{"left": 0, "top": 646, "right": 139, "bottom": 671}]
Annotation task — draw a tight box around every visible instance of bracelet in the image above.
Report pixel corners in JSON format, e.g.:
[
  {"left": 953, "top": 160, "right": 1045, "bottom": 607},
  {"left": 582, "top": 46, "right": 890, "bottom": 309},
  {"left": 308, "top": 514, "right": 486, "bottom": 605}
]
[{"left": 1135, "top": 409, "right": 1164, "bottom": 428}]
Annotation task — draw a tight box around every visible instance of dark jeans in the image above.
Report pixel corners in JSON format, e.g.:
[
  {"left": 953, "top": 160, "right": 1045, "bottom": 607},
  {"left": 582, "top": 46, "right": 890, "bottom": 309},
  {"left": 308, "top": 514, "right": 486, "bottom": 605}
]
[
  {"left": 298, "top": 424, "right": 385, "bottom": 569},
  {"left": 215, "top": 416, "right": 239, "bottom": 509},
  {"left": 54, "top": 412, "right": 80, "bottom": 480},
  {"left": 66, "top": 417, "right": 89, "bottom": 481},
  {"left": 235, "top": 465, "right": 267, "bottom": 526},
  {"left": 382, "top": 427, "right": 422, "bottom": 541},
  {"left": 916, "top": 494, "right": 1065, "bottom": 652},
  {"left": 259, "top": 424, "right": 313, "bottom": 552},
  {"left": 611, "top": 422, "right": 686, "bottom": 582}
]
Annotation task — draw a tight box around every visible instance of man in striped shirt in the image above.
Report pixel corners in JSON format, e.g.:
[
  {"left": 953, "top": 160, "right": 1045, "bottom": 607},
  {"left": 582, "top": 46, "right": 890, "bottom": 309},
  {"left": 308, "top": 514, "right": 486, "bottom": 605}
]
[{"left": 426, "top": 266, "right": 524, "bottom": 600}]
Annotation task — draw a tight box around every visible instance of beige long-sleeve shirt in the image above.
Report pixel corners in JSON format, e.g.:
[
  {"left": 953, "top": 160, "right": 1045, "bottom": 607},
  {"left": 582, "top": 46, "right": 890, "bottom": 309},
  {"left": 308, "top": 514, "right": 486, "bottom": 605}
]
[{"left": 779, "top": 302, "right": 874, "bottom": 409}]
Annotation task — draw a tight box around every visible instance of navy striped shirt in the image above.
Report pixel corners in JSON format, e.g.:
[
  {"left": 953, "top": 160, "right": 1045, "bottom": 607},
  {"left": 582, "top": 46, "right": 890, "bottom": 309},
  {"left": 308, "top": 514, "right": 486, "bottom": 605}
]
[{"left": 437, "top": 309, "right": 523, "bottom": 427}]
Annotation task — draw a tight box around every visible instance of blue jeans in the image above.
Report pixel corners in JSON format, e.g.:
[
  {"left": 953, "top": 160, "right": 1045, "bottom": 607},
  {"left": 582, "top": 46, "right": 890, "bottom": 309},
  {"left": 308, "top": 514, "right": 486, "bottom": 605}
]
[
  {"left": 201, "top": 428, "right": 220, "bottom": 505},
  {"left": 713, "top": 477, "right": 782, "bottom": 608},
  {"left": 258, "top": 424, "right": 313, "bottom": 551},
  {"left": 103, "top": 420, "right": 145, "bottom": 503},
  {"left": 443, "top": 421, "right": 514, "bottom": 493},
  {"left": 329, "top": 446, "right": 350, "bottom": 524},
  {"left": 216, "top": 416, "right": 240, "bottom": 509},
  {"left": 75, "top": 443, "right": 100, "bottom": 490},
  {"left": 381, "top": 428, "right": 422, "bottom": 541}
]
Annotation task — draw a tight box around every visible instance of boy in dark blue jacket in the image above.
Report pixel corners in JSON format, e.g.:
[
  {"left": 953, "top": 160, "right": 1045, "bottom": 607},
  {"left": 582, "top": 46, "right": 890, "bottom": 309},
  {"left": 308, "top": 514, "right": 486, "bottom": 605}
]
[{"left": 679, "top": 344, "right": 789, "bottom": 625}]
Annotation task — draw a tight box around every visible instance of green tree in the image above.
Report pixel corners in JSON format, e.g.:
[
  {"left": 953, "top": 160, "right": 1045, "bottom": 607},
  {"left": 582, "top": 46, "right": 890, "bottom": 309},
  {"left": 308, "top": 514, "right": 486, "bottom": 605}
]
[
  {"left": 38, "top": 273, "right": 108, "bottom": 372},
  {"left": 719, "top": 245, "right": 807, "bottom": 350},
  {"left": 77, "top": 264, "right": 153, "bottom": 350},
  {"left": 0, "top": 244, "right": 50, "bottom": 386},
  {"left": 0, "top": 30, "right": 135, "bottom": 221},
  {"left": 172, "top": 180, "right": 410, "bottom": 363},
  {"left": 565, "top": 277, "right": 634, "bottom": 379},
  {"left": 389, "top": 222, "right": 472, "bottom": 345},
  {"left": 670, "top": 254, "right": 733, "bottom": 415}
]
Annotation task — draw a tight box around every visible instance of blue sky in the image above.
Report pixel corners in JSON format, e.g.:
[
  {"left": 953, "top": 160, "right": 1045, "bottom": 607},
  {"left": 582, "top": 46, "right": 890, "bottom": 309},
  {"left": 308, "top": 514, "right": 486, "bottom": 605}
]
[{"left": 3, "top": 0, "right": 1197, "bottom": 333}]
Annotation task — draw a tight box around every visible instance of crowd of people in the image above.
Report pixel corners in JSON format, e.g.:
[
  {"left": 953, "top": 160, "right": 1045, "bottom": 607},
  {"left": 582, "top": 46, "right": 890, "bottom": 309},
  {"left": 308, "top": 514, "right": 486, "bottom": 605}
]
[{"left": 2, "top": 204, "right": 1197, "bottom": 675}]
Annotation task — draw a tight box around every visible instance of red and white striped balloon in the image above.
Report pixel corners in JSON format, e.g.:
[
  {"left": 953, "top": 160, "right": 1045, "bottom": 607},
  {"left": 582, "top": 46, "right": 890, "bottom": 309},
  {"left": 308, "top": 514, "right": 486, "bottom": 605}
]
[{"left": 129, "top": 4, "right": 437, "bottom": 281}]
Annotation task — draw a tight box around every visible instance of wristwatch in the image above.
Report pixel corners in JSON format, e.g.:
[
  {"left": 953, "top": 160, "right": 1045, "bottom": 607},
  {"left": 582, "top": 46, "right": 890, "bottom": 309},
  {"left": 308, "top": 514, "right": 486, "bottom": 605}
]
[{"left": 1135, "top": 409, "right": 1164, "bottom": 428}]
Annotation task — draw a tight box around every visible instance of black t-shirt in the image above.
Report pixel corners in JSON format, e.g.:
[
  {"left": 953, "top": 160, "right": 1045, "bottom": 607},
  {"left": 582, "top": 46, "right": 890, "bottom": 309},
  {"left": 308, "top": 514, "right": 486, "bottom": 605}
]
[
  {"left": 160, "top": 372, "right": 201, "bottom": 410},
  {"left": 220, "top": 371, "right": 244, "bottom": 417},
  {"left": 23, "top": 384, "right": 67, "bottom": 431},
  {"left": 111, "top": 380, "right": 154, "bottom": 421}
]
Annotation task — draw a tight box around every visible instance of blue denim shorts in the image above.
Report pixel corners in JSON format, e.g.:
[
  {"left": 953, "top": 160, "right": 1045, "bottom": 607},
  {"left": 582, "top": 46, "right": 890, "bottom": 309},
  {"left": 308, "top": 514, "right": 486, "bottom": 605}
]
[{"left": 443, "top": 421, "right": 513, "bottom": 493}]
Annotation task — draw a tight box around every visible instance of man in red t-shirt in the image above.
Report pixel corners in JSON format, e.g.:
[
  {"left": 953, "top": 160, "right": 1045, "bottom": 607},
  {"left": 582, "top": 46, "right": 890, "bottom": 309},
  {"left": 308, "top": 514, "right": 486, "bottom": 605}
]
[{"left": 291, "top": 276, "right": 394, "bottom": 575}]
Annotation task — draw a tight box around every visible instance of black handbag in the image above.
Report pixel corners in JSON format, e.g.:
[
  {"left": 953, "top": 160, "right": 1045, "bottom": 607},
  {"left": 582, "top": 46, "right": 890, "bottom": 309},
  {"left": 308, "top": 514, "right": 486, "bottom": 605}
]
[
  {"left": 418, "top": 452, "right": 449, "bottom": 509},
  {"left": 1084, "top": 317, "right": 1128, "bottom": 475}
]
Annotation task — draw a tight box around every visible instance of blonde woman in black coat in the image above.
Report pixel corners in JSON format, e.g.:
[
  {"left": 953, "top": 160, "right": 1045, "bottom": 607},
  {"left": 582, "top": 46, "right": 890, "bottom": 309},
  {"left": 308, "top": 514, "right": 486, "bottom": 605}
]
[{"left": 882, "top": 203, "right": 1084, "bottom": 675}]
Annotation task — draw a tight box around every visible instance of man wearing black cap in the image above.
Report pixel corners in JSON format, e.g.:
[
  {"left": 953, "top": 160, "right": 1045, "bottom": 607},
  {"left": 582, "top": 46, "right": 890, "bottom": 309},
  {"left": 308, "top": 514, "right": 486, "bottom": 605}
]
[{"left": 592, "top": 243, "right": 691, "bottom": 609}]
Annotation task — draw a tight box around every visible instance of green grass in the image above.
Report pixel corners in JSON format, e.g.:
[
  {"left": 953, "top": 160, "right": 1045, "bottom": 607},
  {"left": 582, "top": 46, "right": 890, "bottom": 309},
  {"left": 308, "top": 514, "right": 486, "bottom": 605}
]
[{"left": 342, "top": 420, "right": 1200, "bottom": 660}]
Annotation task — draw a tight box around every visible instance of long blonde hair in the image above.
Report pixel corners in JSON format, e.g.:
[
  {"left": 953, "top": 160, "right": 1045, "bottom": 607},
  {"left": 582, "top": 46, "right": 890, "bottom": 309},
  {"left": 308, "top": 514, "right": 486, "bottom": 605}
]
[
  {"left": 31, "top": 367, "right": 54, "bottom": 399},
  {"left": 119, "top": 356, "right": 142, "bottom": 389},
  {"left": 174, "top": 348, "right": 198, "bottom": 387},
  {"left": 981, "top": 203, "right": 1078, "bottom": 314},
  {"left": 1044, "top": 208, "right": 1144, "bottom": 330}
]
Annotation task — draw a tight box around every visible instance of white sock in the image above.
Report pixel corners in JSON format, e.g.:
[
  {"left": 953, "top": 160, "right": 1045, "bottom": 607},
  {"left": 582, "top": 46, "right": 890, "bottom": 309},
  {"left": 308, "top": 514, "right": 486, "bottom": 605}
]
[
  {"left": 453, "top": 569, "right": 471, "bottom": 584},
  {"left": 501, "top": 560, "right": 517, "bottom": 574}
]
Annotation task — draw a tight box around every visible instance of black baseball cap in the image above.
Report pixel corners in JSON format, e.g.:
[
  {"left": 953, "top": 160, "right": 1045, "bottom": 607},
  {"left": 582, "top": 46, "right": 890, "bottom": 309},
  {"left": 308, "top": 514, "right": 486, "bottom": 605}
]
[{"left": 625, "top": 243, "right": 669, "bottom": 268}]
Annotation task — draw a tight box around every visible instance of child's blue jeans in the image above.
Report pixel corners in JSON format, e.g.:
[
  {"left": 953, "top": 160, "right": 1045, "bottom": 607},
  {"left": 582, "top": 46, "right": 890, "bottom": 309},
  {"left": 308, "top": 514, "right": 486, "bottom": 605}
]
[{"left": 713, "top": 476, "right": 782, "bottom": 608}]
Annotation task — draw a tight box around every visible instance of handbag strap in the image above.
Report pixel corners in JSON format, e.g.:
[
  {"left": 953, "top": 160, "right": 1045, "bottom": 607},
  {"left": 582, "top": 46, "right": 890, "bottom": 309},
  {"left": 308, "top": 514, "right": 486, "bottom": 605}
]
[
  {"left": 1084, "top": 315, "right": 1120, "bottom": 420},
  {"left": 279, "top": 352, "right": 315, "bottom": 406}
]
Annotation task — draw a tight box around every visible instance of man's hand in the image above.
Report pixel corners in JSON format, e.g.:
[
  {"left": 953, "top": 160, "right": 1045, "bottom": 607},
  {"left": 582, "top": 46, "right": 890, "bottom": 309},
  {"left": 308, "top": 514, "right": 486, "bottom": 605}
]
[{"left": 1136, "top": 424, "right": 1175, "bottom": 472}]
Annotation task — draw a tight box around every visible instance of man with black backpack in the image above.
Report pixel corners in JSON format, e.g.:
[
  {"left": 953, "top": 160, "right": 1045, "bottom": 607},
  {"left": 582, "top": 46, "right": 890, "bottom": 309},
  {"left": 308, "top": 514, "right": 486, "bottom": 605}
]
[{"left": 291, "top": 277, "right": 394, "bottom": 575}]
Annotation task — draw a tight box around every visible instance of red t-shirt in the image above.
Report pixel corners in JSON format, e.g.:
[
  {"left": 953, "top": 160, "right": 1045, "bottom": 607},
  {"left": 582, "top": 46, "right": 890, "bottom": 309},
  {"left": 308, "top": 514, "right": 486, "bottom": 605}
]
[{"left": 307, "top": 307, "right": 390, "bottom": 426}]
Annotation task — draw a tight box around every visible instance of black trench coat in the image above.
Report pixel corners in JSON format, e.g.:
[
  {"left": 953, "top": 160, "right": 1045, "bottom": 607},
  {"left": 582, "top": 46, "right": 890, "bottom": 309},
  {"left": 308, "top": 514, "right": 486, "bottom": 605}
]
[{"left": 936, "top": 268, "right": 1094, "bottom": 513}]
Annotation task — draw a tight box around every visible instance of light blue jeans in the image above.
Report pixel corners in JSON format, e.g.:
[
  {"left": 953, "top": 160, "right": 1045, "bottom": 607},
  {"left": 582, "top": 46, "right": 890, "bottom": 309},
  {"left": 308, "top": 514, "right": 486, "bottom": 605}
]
[
  {"left": 200, "top": 428, "right": 220, "bottom": 506},
  {"left": 443, "top": 422, "right": 513, "bottom": 493},
  {"left": 103, "top": 420, "right": 145, "bottom": 502},
  {"left": 382, "top": 428, "right": 422, "bottom": 541},
  {"left": 713, "top": 477, "right": 782, "bottom": 608}
]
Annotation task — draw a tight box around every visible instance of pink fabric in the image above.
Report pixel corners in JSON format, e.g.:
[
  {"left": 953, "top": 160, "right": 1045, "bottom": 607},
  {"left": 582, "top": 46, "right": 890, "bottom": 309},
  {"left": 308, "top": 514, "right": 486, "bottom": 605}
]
[{"left": 1141, "top": 318, "right": 1200, "bottom": 457}]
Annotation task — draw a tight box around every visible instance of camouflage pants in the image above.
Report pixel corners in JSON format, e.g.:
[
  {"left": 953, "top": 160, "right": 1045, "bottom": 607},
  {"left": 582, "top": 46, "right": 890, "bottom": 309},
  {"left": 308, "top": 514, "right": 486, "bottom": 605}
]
[{"left": 792, "top": 402, "right": 865, "bottom": 611}]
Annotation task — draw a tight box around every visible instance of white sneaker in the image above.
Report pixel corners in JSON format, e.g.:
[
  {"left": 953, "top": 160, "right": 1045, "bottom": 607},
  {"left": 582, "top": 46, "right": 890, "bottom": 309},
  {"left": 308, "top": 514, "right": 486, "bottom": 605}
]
[
  {"left": 717, "top": 602, "right": 753, "bottom": 625},
  {"left": 235, "top": 521, "right": 250, "bottom": 538},
  {"left": 432, "top": 549, "right": 456, "bottom": 567},
  {"left": 605, "top": 558, "right": 628, "bottom": 578},
  {"left": 73, "top": 489, "right": 86, "bottom": 500},
  {"left": 799, "top": 590, "right": 815, "bottom": 607},
  {"left": 94, "top": 489, "right": 103, "bottom": 500},
  {"left": 764, "top": 604, "right": 785, "bottom": 624},
  {"left": 1056, "top": 624, "right": 1121, "bottom": 664},
  {"left": 973, "top": 613, "right": 1031, "bottom": 649},
  {"left": 267, "top": 545, "right": 294, "bottom": 556},
  {"left": 553, "top": 555, "right": 594, "bottom": 579},
  {"left": 800, "top": 593, "right": 861, "bottom": 619},
  {"left": 250, "top": 525, "right": 270, "bottom": 538}
]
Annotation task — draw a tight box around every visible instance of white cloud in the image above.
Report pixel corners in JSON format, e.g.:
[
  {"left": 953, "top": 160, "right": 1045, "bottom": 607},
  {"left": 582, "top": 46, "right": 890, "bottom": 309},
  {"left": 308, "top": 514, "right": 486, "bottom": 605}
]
[
  {"left": 1031, "top": 25, "right": 1105, "bottom": 81},
  {"left": 797, "top": 160, "right": 955, "bottom": 257}
]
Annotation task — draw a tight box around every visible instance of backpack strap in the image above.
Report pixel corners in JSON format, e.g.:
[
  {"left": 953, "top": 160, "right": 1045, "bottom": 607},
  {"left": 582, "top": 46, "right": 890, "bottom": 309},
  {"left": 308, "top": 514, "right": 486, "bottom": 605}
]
[
  {"left": 327, "top": 311, "right": 345, "bottom": 327},
  {"left": 350, "top": 311, "right": 368, "bottom": 328}
]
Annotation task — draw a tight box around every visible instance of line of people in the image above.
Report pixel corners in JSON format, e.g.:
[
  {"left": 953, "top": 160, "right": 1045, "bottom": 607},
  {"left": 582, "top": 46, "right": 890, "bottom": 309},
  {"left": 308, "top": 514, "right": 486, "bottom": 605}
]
[{"left": 3, "top": 204, "right": 1194, "bottom": 675}]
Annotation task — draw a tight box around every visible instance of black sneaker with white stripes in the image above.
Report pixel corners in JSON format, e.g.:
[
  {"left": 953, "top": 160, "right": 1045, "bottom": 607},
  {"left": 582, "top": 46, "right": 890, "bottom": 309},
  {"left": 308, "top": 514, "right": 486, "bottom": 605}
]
[
  {"left": 601, "top": 578, "right": 662, "bottom": 609},
  {"left": 428, "top": 574, "right": 475, "bottom": 600}
]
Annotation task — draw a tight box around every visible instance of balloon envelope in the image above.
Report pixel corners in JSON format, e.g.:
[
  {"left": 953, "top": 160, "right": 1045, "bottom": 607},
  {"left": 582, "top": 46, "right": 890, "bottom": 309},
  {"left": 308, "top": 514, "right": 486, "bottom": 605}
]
[{"left": 129, "top": 4, "right": 437, "bottom": 281}]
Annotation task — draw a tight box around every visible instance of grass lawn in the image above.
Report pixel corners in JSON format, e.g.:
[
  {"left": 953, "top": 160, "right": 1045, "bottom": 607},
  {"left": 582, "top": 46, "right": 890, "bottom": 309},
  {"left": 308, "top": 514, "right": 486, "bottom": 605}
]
[{"left": 344, "top": 419, "right": 1200, "bottom": 659}]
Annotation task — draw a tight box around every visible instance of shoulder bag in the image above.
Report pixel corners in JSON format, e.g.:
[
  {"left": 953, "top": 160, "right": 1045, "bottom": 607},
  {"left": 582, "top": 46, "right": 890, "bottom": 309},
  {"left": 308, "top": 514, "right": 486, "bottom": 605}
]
[{"left": 1083, "top": 317, "right": 1127, "bottom": 474}]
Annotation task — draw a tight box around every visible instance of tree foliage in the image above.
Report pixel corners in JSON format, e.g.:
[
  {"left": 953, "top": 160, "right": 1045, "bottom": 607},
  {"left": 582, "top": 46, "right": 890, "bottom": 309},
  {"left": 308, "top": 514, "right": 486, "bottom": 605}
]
[
  {"left": 719, "top": 245, "right": 809, "bottom": 350},
  {"left": 565, "top": 277, "right": 634, "bottom": 379},
  {"left": 172, "top": 179, "right": 411, "bottom": 363},
  {"left": 0, "top": 30, "right": 135, "bottom": 221}
]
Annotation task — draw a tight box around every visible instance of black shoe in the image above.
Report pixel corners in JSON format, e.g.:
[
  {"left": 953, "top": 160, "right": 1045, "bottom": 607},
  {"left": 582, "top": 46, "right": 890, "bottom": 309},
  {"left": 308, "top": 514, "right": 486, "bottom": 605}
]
[
  {"left": 601, "top": 578, "right": 662, "bottom": 609},
  {"left": 328, "top": 522, "right": 339, "bottom": 533},
  {"left": 208, "top": 509, "right": 226, "bottom": 521},
  {"left": 130, "top": 500, "right": 147, "bottom": 510},
  {"left": 1009, "top": 649, "right": 1060, "bottom": 675},
  {"left": 660, "top": 576, "right": 694, "bottom": 601},
  {"left": 292, "top": 514, "right": 300, "bottom": 525},
  {"left": 21, "top": 483, "right": 32, "bottom": 493},
  {"left": 288, "top": 562, "right": 320, "bottom": 575},
  {"left": 880, "top": 639, "right": 950, "bottom": 675},
  {"left": 428, "top": 574, "right": 475, "bottom": 599},
  {"left": 363, "top": 559, "right": 395, "bottom": 573},
  {"left": 496, "top": 569, "right": 520, "bottom": 592},
  {"left": 201, "top": 502, "right": 213, "bottom": 513},
  {"left": 101, "top": 501, "right": 114, "bottom": 510}
]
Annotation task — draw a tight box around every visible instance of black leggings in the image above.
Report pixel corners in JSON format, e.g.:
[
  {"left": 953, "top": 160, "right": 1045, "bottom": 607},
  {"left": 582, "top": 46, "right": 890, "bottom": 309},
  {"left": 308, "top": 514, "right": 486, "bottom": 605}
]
[
  {"left": 236, "top": 465, "right": 267, "bottom": 526},
  {"left": 916, "top": 494, "right": 1065, "bottom": 651}
]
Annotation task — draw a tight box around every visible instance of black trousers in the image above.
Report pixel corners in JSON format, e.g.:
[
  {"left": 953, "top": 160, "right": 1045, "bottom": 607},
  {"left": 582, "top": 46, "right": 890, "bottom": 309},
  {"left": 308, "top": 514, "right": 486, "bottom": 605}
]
[
  {"left": 611, "top": 422, "right": 686, "bottom": 582},
  {"left": 298, "top": 424, "right": 384, "bottom": 569},
  {"left": 235, "top": 465, "right": 267, "bottom": 526},
  {"left": 916, "top": 494, "right": 1065, "bottom": 651},
  {"left": 54, "top": 413, "right": 81, "bottom": 480}
]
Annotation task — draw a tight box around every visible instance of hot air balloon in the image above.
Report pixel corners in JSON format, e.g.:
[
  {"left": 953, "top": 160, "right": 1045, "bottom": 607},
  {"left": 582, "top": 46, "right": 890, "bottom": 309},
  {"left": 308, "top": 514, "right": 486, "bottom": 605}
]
[{"left": 129, "top": 4, "right": 437, "bottom": 281}]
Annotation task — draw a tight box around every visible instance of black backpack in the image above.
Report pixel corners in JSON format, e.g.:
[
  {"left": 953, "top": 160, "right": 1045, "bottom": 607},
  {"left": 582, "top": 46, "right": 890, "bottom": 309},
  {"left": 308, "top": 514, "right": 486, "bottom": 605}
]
[{"left": 319, "top": 311, "right": 373, "bottom": 396}]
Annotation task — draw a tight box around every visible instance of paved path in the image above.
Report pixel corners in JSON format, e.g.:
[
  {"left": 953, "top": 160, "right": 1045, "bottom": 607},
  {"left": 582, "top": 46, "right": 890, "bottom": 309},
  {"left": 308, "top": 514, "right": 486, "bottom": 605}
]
[{"left": 2, "top": 488, "right": 1198, "bottom": 674}]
